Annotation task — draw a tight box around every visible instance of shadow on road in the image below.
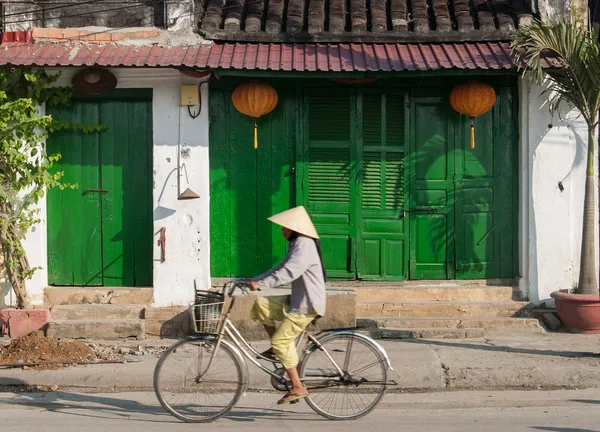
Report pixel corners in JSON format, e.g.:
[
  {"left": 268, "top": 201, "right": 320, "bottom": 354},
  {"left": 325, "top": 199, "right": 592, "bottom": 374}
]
[
  {"left": 533, "top": 427, "right": 600, "bottom": 432},
  {"left": 570, "top": 399, "right": 600, "bottom": 405},
  {"left": 398, "top": 339, "right": 600, "bottom": 359},
  {"left": 0, "top": 378, "right": 303, "bottom": 423}
]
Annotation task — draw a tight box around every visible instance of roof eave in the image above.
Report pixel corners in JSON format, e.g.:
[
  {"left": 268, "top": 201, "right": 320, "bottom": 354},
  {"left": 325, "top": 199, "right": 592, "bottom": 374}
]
[{"left": 199, "top": 29, "right": 516, "bottom": 44}]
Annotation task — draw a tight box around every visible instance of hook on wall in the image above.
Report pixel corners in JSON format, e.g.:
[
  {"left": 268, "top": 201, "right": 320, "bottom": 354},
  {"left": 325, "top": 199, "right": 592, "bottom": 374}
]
[{"left": 176, "top": 143, "right": 200, "bottom": 201}]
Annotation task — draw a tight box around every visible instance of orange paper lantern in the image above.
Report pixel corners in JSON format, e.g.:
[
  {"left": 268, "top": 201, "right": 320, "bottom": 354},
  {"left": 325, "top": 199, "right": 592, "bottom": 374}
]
[
  {"left": 232, "top": 82, "right": 278, "bottom": 149},
  {"left": 449, "top": 82, "right": 496, "bottom": 149}
]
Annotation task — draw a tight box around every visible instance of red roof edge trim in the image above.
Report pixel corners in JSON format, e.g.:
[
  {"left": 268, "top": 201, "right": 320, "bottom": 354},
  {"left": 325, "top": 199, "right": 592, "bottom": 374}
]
[{"left": 1, "top": 31, "right": 34, "bottom": 44}]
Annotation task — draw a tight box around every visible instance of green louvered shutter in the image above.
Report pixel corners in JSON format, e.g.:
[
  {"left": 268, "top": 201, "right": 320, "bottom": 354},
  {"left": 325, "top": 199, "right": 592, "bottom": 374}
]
[
  {"left": 304, "top": 91, "right": 355, "bottom": 278},
  {"left": 358, "top": 93, "right": 408, "bottom": 280}
]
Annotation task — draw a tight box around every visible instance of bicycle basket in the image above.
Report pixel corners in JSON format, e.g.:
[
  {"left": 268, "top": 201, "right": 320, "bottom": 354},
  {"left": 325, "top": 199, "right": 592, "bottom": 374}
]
[{"left": 190, "top": 290, "right": 225, "bottom": 334}]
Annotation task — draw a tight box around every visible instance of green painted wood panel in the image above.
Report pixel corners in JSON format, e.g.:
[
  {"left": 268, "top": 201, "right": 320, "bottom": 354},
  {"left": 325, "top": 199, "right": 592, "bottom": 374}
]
[
  {"left": 410, "top": 86, "right": 518, "bottom": 280},
  {"left": 357, "top": 92, "right": 408, "bottom": 280},
  {"left": 99, "top": 100, "right": 153, "bottom": 286},
  {"left": 209, "top": 79, "right": 518, "bottom": 281},
  {"left": 209, "top": 87, "right": 296, "bottom": 277},
  {"left": 454, "top": 85, "right": 518, "bottom": 279},
  {"left": 409, "top": 98, "right": 456, "bottom": 279},
  {"left": 301, "top": 90, "right": 356, "bottom": 279},
  {"left": 47, "top": 102, "right": 103, "bottom": 286},
  {"left": 47, "top": 91, "right": 153, "bottom": 286}
]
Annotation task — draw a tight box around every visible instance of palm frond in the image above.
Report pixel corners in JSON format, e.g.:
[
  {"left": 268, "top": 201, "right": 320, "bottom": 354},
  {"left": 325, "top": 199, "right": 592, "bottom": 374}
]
[{"left": 511, "top": 17, "right": 600, "bottom": 125}]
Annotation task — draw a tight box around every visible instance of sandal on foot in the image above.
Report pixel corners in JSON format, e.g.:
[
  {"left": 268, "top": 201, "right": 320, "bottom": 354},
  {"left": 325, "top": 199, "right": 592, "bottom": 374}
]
[{"left": 277, "top": 392, "right": 308, "bottom": 405}]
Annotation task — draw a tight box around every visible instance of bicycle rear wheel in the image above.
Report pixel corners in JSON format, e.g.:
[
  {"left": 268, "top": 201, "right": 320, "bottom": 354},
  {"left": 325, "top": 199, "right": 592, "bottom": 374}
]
[
  {"left": 299, "top": 333, "right": 388, "bottom": 421},
  {"left": 154, "top": 337, "right": 244, "bottom": 423}
]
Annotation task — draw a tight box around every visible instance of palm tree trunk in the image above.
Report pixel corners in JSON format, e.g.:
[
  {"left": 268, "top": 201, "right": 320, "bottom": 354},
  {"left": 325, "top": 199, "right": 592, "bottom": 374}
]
[{"left": 579, "top": 124, "right": 599, "bottom": 295}]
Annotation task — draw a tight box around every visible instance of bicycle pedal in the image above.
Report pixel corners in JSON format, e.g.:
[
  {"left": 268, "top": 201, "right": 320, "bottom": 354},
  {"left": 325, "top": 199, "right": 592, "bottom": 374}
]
[{"left": 289, "top": 399, "right": 300, "bottom": 405}]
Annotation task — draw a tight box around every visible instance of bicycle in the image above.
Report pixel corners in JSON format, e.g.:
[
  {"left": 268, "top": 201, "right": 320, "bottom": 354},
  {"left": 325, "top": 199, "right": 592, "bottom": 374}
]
[{"left": 153, "top": 279, "right": 397, "bottom": 423}]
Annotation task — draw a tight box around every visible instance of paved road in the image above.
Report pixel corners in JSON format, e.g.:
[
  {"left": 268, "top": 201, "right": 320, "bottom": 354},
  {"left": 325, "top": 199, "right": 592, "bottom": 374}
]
[{"left": 1, "top": 389, "right": 599, "bottom": 431}]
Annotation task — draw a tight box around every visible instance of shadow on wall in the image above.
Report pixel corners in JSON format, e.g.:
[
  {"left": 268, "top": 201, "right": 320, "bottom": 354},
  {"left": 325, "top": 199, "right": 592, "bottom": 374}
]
[{"left": 529, "top": 91, "right": 588, "bottom": 304}]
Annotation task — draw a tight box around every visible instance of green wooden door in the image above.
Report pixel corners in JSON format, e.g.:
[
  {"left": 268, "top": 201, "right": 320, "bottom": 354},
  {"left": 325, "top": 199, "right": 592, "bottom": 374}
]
[
  {"left": 357, "top": 92, "right": 408, "bottom": 280},
  {"left": 409, "top": 97, "right": 456, "bottom": 279},
  {"left": 300, "top": 90, "right": 357, "bottom": 278},
  {"left": 209, "top": 81, "right": 518, "bottom": 281},
  {"left": 300, "top": 89, "right": 409, "bottom": 280},
  {"left": 47, "top": 91, "right": 153, "bottom": 286},
  {"left": 410, "top": 86, "right": 518, "bottom": 280},
  {"left": 453, "top": 86, "right": 518, "bottom": 278},
  {"left": 209, "top": 87, "right": 296, "bottom": 277}
]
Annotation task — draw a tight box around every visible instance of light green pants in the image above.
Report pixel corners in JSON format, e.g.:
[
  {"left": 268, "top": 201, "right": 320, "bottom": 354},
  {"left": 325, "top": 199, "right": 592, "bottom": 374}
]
[{"left": 251, "top": 295, "right": 317, "bottom": 369}]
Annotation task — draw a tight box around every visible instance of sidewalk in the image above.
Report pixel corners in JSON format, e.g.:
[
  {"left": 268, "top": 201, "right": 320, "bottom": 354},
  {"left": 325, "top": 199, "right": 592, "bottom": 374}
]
[{"left": 1, "top": 333, "right": 599, "bottom": 393}]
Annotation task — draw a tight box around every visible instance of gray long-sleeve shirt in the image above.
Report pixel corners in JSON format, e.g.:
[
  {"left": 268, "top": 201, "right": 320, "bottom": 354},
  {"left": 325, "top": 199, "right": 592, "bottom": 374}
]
[{"left": 252, "top": 235, "right": 326, "bottom": 316}]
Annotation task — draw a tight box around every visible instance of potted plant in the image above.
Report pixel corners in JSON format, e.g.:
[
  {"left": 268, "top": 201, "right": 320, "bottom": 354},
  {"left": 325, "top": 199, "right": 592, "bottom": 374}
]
[{"left": 512, "top": 14, "right": 600, "bottom": 332}]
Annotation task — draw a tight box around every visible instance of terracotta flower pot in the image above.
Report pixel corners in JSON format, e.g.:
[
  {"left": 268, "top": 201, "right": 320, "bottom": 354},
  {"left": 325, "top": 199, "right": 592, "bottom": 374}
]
[{"left": 550, "top": 290, "right": 600, "bottom": 333}]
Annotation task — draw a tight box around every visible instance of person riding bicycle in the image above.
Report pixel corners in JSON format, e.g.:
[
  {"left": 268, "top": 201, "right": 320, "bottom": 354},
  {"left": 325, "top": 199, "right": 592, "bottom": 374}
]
[{"left": 248, "top": 205, "right": 327, "bottom": 405}]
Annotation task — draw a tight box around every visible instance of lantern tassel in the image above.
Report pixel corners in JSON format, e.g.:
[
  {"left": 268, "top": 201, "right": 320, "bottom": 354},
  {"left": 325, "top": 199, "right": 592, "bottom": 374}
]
[
  {"left": 254, "top": 120, "right": 258, "bottom": 149},
  {"left": 470, "top": 117, "right": 475, "bottom": 149}
]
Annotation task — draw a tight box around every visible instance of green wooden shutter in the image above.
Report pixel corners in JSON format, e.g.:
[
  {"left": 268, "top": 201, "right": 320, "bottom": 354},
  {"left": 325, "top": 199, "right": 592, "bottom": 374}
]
[
  {"left": 305, "top": 91, "right": 355, "bottom": 278},
  {"left": 358, "top": 93, "right": 408, "bottom": 280},
  {"left": 409, "top": 97, "right": 455, "bottom": 280}
]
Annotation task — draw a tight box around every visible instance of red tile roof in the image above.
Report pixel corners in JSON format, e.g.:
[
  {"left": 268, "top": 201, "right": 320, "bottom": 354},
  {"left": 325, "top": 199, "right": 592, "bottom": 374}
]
[
  {"left": 1, "top": 31, "right": 33, "bottom": 44},
  {"left": 199, "top": 0, "right": 535, "bottom": 43},
  {"left": 0, "top": 41, "right": 563, "bottom": 71}
]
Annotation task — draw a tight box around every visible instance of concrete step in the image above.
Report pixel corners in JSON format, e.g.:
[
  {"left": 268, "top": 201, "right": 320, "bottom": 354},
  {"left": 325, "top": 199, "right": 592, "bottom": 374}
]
[
  {"left": 327, "top": 279, "right": 517, "bottom": 289},
  {"left": 357, "top": 301, "right": 532, "bottom": 318},
  {"left": 44, "top": 287, "right": 154, "bottom": 306},
  {"left": 357, "top": 317, "right": 546, "bottom": 333},
  {"left": 356, "top": 286, "right": 522, "bottom": 303},
  {"left": 46, "top": 319, "right": 145, "bottom": 340},
  {"left": 361, "top": 327, "right": 485, "bottom": 339},
  {"left": 50, "top": 304, "right": 144, "bottom": 321}
]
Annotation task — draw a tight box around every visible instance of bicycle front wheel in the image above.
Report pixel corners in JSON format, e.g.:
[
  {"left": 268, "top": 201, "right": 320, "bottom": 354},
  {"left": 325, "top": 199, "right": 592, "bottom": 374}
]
[
  {"left": 299, "top": 333, "right": 388, "bottom": 421},
  {"left": 154, "top": 337, "right": 244, "bottom": 423}
]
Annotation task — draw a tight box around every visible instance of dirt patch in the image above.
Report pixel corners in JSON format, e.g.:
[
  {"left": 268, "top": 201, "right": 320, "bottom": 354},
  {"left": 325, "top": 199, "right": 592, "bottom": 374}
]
[{"left": 0, "top": 331, "right": 95, "bottom": 369}]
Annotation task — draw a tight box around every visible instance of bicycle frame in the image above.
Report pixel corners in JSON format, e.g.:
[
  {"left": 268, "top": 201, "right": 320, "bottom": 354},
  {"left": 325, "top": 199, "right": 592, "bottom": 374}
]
[{"left": 193, "top": 283, "right": 394, "bottom": 389}]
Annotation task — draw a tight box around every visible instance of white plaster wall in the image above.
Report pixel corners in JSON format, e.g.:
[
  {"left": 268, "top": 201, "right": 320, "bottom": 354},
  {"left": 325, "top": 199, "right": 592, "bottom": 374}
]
[
  {"left": 520, "top": 78, "right": 599, "bottom": 305},
  {"left": 3, "top": 68, "right": 210, "bottom": 307}
]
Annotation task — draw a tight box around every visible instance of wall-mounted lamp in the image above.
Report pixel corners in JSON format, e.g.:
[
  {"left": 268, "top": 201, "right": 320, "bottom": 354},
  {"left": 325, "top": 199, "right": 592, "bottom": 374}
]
[{"left": 178, "top": 187, "right": 200, "bottom": 200}]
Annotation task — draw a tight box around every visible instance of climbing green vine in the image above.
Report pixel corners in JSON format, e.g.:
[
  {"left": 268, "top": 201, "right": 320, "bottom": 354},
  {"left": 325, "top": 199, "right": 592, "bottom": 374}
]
[{"left": 0, "top": 66, "right": 104, "bottom": 309}]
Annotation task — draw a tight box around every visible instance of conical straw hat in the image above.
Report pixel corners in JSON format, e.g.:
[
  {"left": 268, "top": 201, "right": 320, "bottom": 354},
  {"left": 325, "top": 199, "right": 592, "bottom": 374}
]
[{"left": 267, "top": 206, "right": 319, "bottom": 239}]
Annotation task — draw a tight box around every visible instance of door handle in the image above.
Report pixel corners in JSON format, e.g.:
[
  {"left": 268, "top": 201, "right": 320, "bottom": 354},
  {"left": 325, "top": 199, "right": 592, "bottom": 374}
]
[
  {"left": 402, "top": 207, "right": 440, "bottom": 214},
  {"left": 84, "top": 189, "right": 109, "bottom": 194}
]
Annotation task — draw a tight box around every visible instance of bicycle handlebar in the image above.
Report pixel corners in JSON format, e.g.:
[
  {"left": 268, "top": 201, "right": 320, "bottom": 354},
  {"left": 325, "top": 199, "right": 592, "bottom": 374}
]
[{"left": 223, "top": 278, "right": 257, "bottom": 296}]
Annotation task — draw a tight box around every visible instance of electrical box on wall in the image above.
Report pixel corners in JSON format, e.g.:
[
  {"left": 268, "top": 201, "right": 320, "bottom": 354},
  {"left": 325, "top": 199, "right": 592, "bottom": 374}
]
[{"left": 180, "top": 85, "right": 199, "bottom": 106}]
